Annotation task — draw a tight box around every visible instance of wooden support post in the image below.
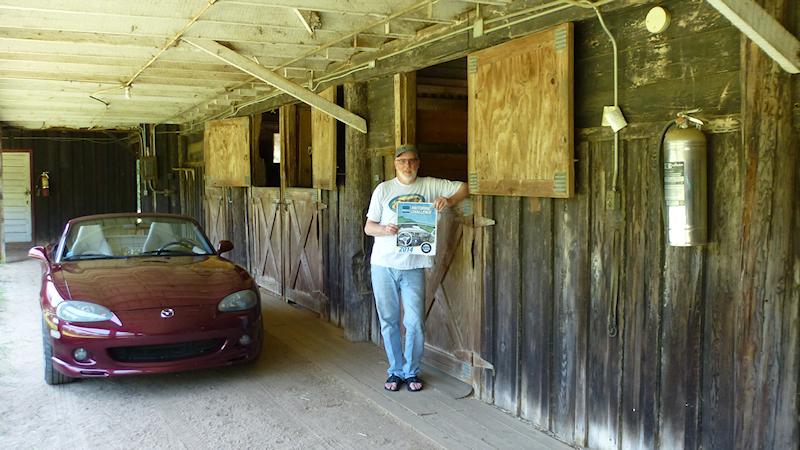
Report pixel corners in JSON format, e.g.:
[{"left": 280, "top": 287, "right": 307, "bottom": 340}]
[
  {"left": 341, "top": 82, "right": 372, "bottom": 341},
  {"left": 394, "top": 72, "right": 417, "bottom": 148},
  {"left": 735, "top": 0, "right": 798, "bottom": 447}
]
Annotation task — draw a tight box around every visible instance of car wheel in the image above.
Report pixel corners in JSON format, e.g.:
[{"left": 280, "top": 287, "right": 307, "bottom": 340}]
[{"left": 41, "top": 320, "right": 75, "bottom": 385}]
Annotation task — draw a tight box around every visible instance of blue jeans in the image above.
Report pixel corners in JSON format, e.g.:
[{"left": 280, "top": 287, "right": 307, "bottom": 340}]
[{"left": 370, "top": 265, "right": 425, "bottom": 379}]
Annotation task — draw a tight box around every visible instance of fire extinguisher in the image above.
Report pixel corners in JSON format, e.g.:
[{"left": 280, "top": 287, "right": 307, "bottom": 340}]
[
  {"left": 39, "top": 171, "right": 50, "bottom": 197},
  {"left": 662, "top": 110, "right": 707, "bottom": 246}
]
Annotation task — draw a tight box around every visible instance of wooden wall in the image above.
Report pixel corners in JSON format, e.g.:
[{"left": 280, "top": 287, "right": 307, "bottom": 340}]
[
  {"left": 2, "top": 128, "right": 137, "bottom": 243},
  {"left": 175, "top": 0, "right": 796, "bottom": 447},
  {"left": 477, "top": 1, "right": 798, "bottom": 449},
  {"left": 142, "top": 124, "right": 182, "bottom": 215}
]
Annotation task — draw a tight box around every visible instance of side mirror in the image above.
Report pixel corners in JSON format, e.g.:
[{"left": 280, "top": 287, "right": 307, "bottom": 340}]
[
  {"left": 217, "top": 240, "right": 234, "bottom": 254},
  {"left": 28, "top": 246, "right": 49, "bottom": 262}
]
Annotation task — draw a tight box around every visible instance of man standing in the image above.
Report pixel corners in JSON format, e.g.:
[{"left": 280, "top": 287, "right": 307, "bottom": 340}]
[{"left": 364, "top": 144, "right": 468, "bottom": 392}]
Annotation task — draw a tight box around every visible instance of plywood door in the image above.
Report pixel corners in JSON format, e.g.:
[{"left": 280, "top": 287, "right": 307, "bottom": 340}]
[
  {"left": 423, "top": 201, "right": 484, "bottom": 385},
  {"left": 249, "top": 187, "right": 283, "bottom": 296},
  {"left": 283, "top": 188, "right": 326, "bottom": 314},
  {"left": 2, "top": 151, "right": 32, "bottom": 242},
  {"left": 468, "top": 22, "right": 574, "bottom": 198}
]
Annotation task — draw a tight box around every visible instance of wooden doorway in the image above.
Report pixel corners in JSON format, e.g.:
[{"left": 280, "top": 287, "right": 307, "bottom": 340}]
[
  {"left": 250, "top": 105, "right": 328, "bottom": 315},
  {"left": 394, "top": 61, "right": 486, "bottom": 386}
]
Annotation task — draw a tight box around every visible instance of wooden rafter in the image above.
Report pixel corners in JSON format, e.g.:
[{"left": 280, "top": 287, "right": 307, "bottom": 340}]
[
  {"left": 706, "top": 0, "right": 800, "bottom": 73},
  {"left": 183, "top": 38, "right": 367, "bottom": 133}
]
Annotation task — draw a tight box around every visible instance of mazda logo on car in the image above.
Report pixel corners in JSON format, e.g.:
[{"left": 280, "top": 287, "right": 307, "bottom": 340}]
[{"left": 160, "top": 308, "right": 175, "bottom": 318}]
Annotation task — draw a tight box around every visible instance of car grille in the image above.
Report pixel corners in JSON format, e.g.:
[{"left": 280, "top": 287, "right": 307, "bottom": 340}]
[{"left": 108, "top": 339, "right": 225, "bottom": 363}]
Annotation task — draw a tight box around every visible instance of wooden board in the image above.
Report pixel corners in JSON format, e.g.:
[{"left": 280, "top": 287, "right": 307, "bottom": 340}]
[
  {"left": 422, "top": 205, "right": 483, "bottom": 386},
  {"left": 394, "top": 72, "right": 416, "bottom": 146},
  {"left": 312, "top": 87, "right": 337, "bottom": 190},
  {"left": 468, "top": 23, "right": 574, "bottom": 198},
  {"left": 249, "top": 187, "right": 283, "bottom": 296},
  {"left": 284, "top": 188, "right": 326, "bottom": 314},
  {"left": 280, "top": 104, "right": 298, "bottom": 189},
  {"left": 204, "top": 117, "right": 250, "bottom": 187}
]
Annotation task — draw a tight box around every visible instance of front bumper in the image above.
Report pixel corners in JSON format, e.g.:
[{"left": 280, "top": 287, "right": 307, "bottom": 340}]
[{"left": 46, "top": 312, "right": 263, "bottom": 378}]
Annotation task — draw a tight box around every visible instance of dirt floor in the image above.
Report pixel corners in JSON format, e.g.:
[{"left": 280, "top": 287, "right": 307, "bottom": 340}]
[{"left": 0, "top": 258, "right": 438, "bottom": 450}]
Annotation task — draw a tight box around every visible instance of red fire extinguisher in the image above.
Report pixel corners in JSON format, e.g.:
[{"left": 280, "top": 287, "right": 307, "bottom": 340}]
[{"left": 40, "top": 171, "right": 50, "bottom": 197}]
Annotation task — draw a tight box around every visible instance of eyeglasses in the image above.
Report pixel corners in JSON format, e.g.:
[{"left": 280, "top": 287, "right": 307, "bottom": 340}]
[{"left": 395, "top": 158, "right": 419, "bottom": 165}]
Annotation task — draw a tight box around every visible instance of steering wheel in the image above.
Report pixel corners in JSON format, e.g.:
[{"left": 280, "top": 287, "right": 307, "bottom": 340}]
[{"left": 155, "top": 239, "right": 196, "bottom": 255}]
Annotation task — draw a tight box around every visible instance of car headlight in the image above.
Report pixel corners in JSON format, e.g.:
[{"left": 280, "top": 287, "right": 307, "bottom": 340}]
[
  {"left": 218, "top": 290, "right": 257, "bottom": 312},
  {"left": 56, "top": 301, "right": 114, "bottom": 323}
]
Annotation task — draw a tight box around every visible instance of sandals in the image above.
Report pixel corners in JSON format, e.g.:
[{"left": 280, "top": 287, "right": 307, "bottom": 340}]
[
  {"left": 405, "top": 376, "right": 423, "bottom": 392},
  {"left": 384, "top": 375, "right": 403, "bottom": 391}
]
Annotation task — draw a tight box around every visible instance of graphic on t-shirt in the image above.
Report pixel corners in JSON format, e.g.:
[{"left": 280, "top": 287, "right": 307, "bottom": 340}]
[
  {"left": 388, "top": 194, "right": 425, "bottom": 212},
  {"left": 396, "top": 202, "right": 437, "bottom": 255}
]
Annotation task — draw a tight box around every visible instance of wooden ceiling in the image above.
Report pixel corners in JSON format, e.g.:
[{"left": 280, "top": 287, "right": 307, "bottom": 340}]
[{"left": 0, "top": 0, "right": 518, "bottom": 130}]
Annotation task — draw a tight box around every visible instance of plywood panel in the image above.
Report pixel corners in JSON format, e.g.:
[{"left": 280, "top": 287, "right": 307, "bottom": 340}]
[
  {"left": 204, "top": 117, "right": 250, "bottom": 187},
  {"left": 312, "top": 87, "right": 337, "bottom": 190},
  {"left": 468, "top": 23, "right": 573, "bottom": 198}
]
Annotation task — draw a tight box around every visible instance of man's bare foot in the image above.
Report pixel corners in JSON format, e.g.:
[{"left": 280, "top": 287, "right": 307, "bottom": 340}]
[
  {"left": 405, "top": 376, "right": 423, "bottom": 392},
  {"left": 384, "top": 375, "right": 403, "bottom": 391}
]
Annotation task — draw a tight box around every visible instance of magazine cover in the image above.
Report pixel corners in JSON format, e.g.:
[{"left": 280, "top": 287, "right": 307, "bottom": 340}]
[{"left": 396, "top": 202, "right": 437, "bottom": 255}]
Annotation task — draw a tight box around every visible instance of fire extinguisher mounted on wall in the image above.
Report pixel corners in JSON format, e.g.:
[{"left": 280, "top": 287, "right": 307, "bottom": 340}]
[
  {"left": 39, "top": 171, "right": 50, "bottom": 197},
  {"left": 661, "top": 110, "right": 708, "bottom": 246}
]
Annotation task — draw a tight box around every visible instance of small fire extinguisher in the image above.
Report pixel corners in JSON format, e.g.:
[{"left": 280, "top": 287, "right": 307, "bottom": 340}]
[{"left": 39, "top": 171, "right": 50, "bottom": 197}]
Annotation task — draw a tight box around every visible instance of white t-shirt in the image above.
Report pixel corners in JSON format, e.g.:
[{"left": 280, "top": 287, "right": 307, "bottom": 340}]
[{"left": 366, "top": 176, "right": 463, "bottom": 269}]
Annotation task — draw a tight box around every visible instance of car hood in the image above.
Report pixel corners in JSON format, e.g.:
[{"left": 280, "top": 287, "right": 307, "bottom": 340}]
[{"left": 51, "top": 256, "right": 254, "bottom": 311}]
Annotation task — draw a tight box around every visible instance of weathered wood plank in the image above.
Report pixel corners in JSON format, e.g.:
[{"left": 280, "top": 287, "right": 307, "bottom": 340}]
[
  {"left": 341, "top": 82, "right": 372, "bottom": 341},
  {"left": 619, "top": 138, "right": 661, "bottom": 450},
  {"left": 492, "top": 195, "right": 521, "bottom": 414},
  {"left": 519, "top": 197, "right": 553, "bottom": 427},
  {"left": 552, "top": 141, "right": 590, "bottom": 446},
  {"left": 736, "top": 0, "right": 799, "bottom": 445},
  {"left": 479, "top": 195, "right": 495, "bottom": 403},
  {"left": 700, "top": 131, "right": 741, "bottom": 450},
  {"left": 659, "top": 247, "right": 704, "bottom": 449},
  {"left": 587, "top": 140, "right": 624, "bottom": 450},
  {"left": 312, "top": 87, "right": 337, "bottom": 191},
  {"left": 366, "top": 76, "right": 394, "bottom": 151},
  {"left": 394, "top": 71, "right": 416, "bottom": 146}
]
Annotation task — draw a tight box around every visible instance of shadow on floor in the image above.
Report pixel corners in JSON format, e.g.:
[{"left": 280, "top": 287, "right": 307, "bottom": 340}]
[{"left": 5, "top": 242, "right": 34, "bottom": 263}]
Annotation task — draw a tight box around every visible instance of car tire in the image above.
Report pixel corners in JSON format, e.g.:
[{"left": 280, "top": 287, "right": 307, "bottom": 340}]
[{"left": 42, "top": 320, "right": 75, "bottom": 385}]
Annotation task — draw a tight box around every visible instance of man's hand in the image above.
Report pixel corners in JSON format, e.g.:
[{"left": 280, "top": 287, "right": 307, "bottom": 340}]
[
  {"left": 432, "top": 196, "right": 450, "bottom": 211},
  {"left": 365, "top": 220, "right": 397, "bottom": 236},
  {"left": 383, "top": 224, "right": 398, "bottom": 235}
]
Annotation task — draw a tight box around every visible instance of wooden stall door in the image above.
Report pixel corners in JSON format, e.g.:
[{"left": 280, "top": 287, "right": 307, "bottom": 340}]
[
  {"left": 283, "top": 188, "right": 327, "bottom": 314},
  {"left": 249, "top": 187, "right": 283, "bottom": 296},
  {"left": 423, "top": 200, "right": 485, "bottom": 386},
  {"left": 204, "top": 186, "right": 227, "bottom": 246}
]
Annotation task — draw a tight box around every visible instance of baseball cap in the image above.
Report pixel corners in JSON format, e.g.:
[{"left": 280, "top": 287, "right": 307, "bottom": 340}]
[{"left": 395, "top": 144, "right": 419, "bottom": 158}]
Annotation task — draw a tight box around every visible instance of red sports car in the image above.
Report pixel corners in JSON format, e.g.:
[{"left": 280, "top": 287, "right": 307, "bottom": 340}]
[{"left": 29, "top": 213, "right": 263, "bottom": 385}]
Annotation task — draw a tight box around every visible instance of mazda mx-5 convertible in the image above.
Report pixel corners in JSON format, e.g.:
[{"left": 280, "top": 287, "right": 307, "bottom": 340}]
[{"left": 29, "top": 213, "right": 263, "bottom": 385}]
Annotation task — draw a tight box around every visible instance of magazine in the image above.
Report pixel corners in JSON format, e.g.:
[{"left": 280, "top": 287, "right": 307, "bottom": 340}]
[{"left": 396, "top": 202, "right": 437, "bottom": 255}]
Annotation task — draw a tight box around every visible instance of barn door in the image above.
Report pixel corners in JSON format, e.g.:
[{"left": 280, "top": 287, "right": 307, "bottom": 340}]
[
  {"left": 247, "top": 105, "right": 327, "bottom": 315},
  {"left": 204, "top": 186, "right": 226, "bottom": 246},
  {"left": 249, "top": 187, "right": 283, "bottom": 296},
  {"left": 283, "top": 188, "right": 326, "bottom": 313},
  {"left": 422, "top": 200, "right": 486, "bottom": 386}
]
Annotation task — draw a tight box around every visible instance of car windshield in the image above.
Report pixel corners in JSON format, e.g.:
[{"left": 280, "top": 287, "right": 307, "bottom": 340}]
[{"left": 60, "top": 216, "right": 215, "bottom": 261}]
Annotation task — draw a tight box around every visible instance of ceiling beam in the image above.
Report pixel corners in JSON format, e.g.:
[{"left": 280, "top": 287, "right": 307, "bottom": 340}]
[
  {"left": 705, "top": 0, "right": 799, "bottom": 73},
  {"left": 183, "top": 38, "right": 367, "bottom": 133}
]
